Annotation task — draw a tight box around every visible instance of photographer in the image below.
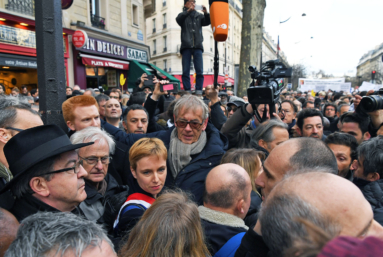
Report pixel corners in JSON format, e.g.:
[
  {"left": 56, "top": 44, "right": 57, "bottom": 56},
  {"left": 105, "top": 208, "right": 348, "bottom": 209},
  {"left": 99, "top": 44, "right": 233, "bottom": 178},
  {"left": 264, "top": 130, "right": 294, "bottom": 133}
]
[
  {"left": 353, "top": 89, "right": 383, "bottom": 138},
  {"left": 220, "top": 102, "right": 280, "bottom": 149}
]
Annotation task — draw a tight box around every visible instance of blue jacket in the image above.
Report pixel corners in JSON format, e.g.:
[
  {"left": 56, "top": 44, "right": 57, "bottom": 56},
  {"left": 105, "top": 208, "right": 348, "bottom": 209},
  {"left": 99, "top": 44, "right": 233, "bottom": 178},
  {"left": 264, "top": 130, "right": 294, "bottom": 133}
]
[{"left": 102, "top": 120, "right": 228, "bottom": 205}]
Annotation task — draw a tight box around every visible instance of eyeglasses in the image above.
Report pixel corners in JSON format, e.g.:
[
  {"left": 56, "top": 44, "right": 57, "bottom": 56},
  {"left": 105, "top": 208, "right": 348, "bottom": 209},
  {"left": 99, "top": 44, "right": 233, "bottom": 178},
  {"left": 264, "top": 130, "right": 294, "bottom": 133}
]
[
  {"left": 176, "top": 120, "right": 203, "bottom": 130},
  {"left": 79, "top": 156, "right": 112, "bottom": 166},
  {"left": 43, "top": 161, "right": 82, "bottom": 176},
  {"left": 227, "top": 106, "right": 238, "bottom": 113},
  {"left": 110, "top": 96, "right": 119, "bottom": 99},
  {"left": 5, "top": 127, "right": 24, "bottom": 132}
]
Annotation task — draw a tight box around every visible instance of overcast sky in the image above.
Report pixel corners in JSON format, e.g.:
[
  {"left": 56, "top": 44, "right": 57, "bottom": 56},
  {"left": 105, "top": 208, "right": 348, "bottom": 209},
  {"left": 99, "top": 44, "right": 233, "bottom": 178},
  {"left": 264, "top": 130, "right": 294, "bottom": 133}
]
[{"left": 263, "top": 0, "right": 383, "bottom": 77}]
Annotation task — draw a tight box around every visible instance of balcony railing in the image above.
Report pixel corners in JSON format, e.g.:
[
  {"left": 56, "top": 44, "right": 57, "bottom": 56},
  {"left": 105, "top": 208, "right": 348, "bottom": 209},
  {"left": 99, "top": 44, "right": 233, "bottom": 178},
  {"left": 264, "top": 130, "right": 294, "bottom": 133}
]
[
  {"left": 5, "top": 0, "right": 35, "bottom": 17},
  {"left": 91, "top": 14, "right": 106, "bottom": 30},
  {"left": 153, "top": 50, "right": 156, "bottom": 55},
  {"left": 153, "top": 28, "right": 156, "bottom": 33},
  {"left": 163, "top": 47, "right": 167, "bottom": 52}
]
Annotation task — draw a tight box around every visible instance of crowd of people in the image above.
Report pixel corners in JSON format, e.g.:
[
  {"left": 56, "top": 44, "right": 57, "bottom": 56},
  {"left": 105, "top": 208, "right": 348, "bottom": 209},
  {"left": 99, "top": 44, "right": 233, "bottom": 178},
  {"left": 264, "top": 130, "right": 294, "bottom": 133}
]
[{"left": 1, "top": 77, "right": 383, "bottom": 257}]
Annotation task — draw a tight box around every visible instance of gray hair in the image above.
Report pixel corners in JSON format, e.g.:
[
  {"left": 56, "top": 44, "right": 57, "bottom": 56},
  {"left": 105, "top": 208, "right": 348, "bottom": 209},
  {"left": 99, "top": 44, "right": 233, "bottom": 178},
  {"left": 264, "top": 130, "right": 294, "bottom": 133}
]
[
  {"left": 95, "top": 94, "right": 110, "bottom": 104},
  {"left": 121, "top": 94, "right": 130, "bottom": 99},
  {"left": 0, "top": 95, "right": 31, "bottom": 109},
  {"left": 70, "top": 127, "right": 115, "bottom": 155},
  {"left": 4, "top": 212, "right": 114, "bottom": 257},
  {"left": 0, "top": 105, "right": 39, "bottom": 128},
  {"left": 337, "top": 103, "right": 350, "bottom": 113},
  {"left": 174, "top": 95, "right": 209, "bottom": 120},
  {"left": 85, "top": 88, "right": 96, "bottom": 97},
  {"left": 288, "top": 138, "right": 338, "bottom": 174},
  {"left": 259, "top": 193, "right": 340, "bottom": 257},
  {"left": 251, "top": 120, "right": 288, "bottom": 144}
]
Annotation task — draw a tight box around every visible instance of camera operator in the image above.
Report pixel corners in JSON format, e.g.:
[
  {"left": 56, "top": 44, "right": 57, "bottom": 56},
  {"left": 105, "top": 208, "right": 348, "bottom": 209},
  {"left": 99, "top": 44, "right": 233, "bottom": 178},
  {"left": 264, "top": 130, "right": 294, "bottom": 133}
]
[
  {"left": 353, "top": 89, "right": 383, "bottom": 138},
  {"left": 220, "top": 101, "right": 280, "bottom": 149}
]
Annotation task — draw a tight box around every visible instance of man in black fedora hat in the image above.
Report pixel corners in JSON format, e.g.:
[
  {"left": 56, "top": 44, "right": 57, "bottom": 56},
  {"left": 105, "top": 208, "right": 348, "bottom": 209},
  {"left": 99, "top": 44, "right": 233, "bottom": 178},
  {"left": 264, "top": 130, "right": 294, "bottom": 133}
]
[{"left": 0, "top": 124, "right": 93, "bottom": 221}]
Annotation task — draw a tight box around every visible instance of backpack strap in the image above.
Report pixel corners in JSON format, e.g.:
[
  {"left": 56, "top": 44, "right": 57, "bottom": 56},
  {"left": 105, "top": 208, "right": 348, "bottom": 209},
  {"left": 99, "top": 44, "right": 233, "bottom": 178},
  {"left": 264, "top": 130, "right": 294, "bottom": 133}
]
[{"left": 213, "top": 232, "right": 246, "bottom": 257}]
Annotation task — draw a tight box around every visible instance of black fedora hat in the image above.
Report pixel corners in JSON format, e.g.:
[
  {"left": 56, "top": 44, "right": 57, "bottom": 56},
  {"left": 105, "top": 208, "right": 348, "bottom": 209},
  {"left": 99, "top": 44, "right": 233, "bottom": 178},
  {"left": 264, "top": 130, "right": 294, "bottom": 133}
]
[{"left": 0, "top": 124, "right": 93, "bottom": 194}]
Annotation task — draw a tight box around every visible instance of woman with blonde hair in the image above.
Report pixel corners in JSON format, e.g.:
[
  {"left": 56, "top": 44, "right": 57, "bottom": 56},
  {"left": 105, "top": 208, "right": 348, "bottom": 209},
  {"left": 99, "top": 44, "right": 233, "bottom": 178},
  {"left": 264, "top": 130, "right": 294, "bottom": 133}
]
[
  {"left": 113, "top": 137, "right": 167, "bottom": 238},
  {"left": 119, "top": 190, "right": 210, "bottom": 257},
  {"left": 220, "top": 148, "right": 264, "bottom": 227}
]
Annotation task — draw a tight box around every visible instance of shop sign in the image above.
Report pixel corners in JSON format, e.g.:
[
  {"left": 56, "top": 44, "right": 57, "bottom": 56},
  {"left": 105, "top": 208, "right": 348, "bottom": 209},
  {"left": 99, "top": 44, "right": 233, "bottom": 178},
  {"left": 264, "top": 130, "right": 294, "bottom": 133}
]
[
  {"left": 81, "top": 37, "right": 148, "bottom": 63},
  {"left": 72, "top": 30, "right": 88, "bottom": 48},
  {"left": 0, "top": 56, "right": 37, "bottom": 68},
  {"left": 137, "top": 30, "right": 143, "bottom": 41},
  {"left": 126, "top": 47, "right": 147, "bottom": 62},
  {"left": 81, "top": 56, "right": 129, "bottom": 70},
  {"left": 0, "top": 25, "right": 36, "bottom": 48}
]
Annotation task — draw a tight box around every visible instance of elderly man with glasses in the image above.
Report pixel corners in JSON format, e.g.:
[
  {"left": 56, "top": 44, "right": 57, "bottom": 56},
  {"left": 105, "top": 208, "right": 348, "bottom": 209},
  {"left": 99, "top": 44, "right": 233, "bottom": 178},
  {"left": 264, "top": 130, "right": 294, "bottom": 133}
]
[
  {"left": 102, "top": 79, "right": 228, "bottom": 205},
  {"left": 0, "top": 124, "right": 92, "bottom": 221},
  {"left": 70, "top": 126, "right": 128, "bottom": 228}
]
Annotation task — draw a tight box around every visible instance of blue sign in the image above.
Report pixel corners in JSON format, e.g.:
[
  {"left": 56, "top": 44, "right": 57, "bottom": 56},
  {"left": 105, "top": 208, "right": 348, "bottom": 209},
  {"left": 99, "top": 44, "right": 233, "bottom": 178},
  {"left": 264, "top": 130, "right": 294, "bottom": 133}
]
[
  {"left": 128, "top": 31, "right": 132, "bottom": 37},
  {"left": 137, "top": 30, "right": 143, "bottom": 41}
]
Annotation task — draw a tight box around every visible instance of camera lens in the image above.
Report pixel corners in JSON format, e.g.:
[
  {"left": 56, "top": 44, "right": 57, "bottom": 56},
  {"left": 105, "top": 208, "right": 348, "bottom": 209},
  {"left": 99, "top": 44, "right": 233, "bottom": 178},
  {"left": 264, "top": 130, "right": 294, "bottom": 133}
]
[{"left": 360, "top": 95, "right": 383, "bottom": 112}]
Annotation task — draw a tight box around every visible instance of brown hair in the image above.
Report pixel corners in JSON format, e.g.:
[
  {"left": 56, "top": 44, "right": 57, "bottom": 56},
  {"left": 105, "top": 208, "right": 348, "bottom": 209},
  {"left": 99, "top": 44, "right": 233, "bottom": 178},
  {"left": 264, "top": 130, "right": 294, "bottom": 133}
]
[
  {"left": 129, "top": 138, "right": 167, "bottom": 170},
  {"left": 111, "top": 89, "right": 122, "bottom": 99},
  {"left": 119, "top": 190, "right": 210, "bottom": 257},
  {"left": 11, "top": 87, "right": 19, "bottom": 93},
  {"left": 62, "top": 95, "right": 99, "bottom": 122},
  {"left": 220, "top": 148, "right": 264, "bottom": 192}
]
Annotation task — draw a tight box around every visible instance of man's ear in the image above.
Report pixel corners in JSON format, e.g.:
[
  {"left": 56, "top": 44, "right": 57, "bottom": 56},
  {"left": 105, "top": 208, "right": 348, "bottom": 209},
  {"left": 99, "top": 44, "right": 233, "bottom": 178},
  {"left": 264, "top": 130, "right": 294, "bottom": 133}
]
[
  {"left": 296, "top": 127, "right": 302, "bottom": 137},
  {"left": 258, "top": 139, "right": 267, "bottom": 149},
  {"left": 367, "top": 172, "right": 380, "bottom": 182},
  {"left": 236, "top": 199, "right": 246, "bottom": 215},
  {"left": 202, "top": 118, "right": 209, "bottom": 131},
  {"left": 66, "top": 120, "right": 75, "bottom": 131},
  {"left": 0, "top": 128, "right": 11, "bottom": 144},
  {"left": 363, "top": 132, "right": 371, "bottom": 141},
  {"left": 350, "top": 159, "right": 358, "bottom": 171},
  {"left": 122, "top": 121, "right": 128, "bottom": 131},
  {"left": 130, "top": 167, "right": 137, "bottom": 179},
  {"left": 30, "top": 177, "right": 50, "bottom": 197}
]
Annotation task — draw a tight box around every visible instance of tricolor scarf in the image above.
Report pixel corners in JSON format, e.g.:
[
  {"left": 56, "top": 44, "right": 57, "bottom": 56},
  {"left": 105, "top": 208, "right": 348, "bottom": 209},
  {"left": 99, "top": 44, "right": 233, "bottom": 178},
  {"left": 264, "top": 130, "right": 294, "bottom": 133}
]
[{"left": 113, "top": 193, "right": 155, "bottom": 230}]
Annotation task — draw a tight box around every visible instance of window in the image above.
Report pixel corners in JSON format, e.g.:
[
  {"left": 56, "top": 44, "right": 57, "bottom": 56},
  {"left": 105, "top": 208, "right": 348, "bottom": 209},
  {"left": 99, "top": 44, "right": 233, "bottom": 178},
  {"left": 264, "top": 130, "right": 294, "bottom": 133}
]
[
  {"left": 163, "top": 36, "right": 167, "bottom": 52},
  {"left": 153, "top": 40, "right": 157, "bottom": 54},
  {"left": 153, "top": 61, "right": 157, "bottom": 66},
  {"left": 163, "top": 13, "right": 167, "bottom": 29},
  {"left": 153, "top": 18, "right": 156, "bottom": 33},
  {"left": 210, "top": 36, "right": 213, "bottom": 52},
  {"left": 211, "top": 59, "right": 213, "bottom": 71},
  {"left": 163, "top": 59, "right": 167, "bottom": 71},
  {"left": 90, "top": 0, "right": 100, "bottom": 16},
  {"left": 163, "top": 0, "right": 166, "bottom": 7},
  {"left": 228, "top": 46, "right": 230, "bottom": 60},
  {"left": 132, "top": 5, "right": 138, "bottom": 26}
]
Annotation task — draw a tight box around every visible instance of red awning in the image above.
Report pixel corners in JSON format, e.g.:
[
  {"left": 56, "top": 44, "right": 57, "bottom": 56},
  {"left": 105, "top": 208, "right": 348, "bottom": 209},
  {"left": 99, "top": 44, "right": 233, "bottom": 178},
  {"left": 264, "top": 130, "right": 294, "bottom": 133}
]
[
  {"left": 173, "top": 74, "right": 234, "bottom": 90},
  {"left": 80, "top": 54, "right": 129, "bottom": 70}
]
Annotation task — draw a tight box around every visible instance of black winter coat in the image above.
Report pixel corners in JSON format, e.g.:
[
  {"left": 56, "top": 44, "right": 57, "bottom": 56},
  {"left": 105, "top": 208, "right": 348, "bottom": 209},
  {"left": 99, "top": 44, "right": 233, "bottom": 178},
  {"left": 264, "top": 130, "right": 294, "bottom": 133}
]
[
  {"left": 176, "top": 8, "right": 211, "bottom": 52},
  {"left": 10, "top": 194, "right": 82, "bottom": 222},
  {"left": 354, "top": 178, "right": 383, "bottom": 226},
  {"left": 102, "top": 120, "right": 228, "bottom": 205},
  {"left": 234, "top": 229, "right": 269, "bottom": 257},
  {"left": 244, "top": 191, "right": 262, "bottom": 228}
]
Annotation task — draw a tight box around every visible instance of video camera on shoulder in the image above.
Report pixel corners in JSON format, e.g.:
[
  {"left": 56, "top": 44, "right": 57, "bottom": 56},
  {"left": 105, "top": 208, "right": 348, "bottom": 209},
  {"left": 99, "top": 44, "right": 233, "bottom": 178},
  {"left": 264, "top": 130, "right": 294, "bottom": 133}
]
[{"left": 247, "top": 59, "right": 292, "bottom": 123}]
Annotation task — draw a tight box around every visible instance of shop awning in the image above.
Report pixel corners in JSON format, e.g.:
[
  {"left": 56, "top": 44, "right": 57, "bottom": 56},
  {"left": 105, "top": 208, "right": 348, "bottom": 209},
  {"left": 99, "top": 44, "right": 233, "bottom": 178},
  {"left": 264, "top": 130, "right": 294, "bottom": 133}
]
[
  {"left": 172, "top": 74, "right": 234, "bottom": 90},
  {"left": 127, "top": 60, "right": 180, "bottom": 90},
  {"left": 79, "top": 53, "right": 129, "bottom": 70}
]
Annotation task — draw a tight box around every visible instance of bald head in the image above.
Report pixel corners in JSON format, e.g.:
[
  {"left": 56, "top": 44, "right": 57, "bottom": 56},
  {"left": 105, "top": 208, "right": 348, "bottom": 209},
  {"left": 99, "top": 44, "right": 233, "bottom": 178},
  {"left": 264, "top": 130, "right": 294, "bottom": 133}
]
[
  {"left": 259, "top": 171, "right": 383, "bottom": 257},
  {"left": 255, "top": 137, "right": 338, "bottom": 200},
  {"left": 204, "top": 164, "right": 252, "bottom": 218},
  {"left": 0, "top": 208, "right": 19, "bottom": 257}
]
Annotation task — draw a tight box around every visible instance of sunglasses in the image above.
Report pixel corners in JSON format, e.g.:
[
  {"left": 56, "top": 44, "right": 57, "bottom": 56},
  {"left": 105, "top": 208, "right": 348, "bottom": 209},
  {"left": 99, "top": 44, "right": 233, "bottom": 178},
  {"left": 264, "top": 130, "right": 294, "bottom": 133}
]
[
  {"left": 176, "top": 120, "right": 203, "bottom": 130},
  {"left": 227, "top": 106, "right": 238, "bottom": 113}
]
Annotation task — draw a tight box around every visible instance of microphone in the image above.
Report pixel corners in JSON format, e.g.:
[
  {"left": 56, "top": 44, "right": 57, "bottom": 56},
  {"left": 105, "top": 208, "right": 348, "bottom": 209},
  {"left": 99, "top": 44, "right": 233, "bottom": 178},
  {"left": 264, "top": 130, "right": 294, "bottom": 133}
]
[{"left": 209, "top": 0, "right": 229, "bottom": 42}]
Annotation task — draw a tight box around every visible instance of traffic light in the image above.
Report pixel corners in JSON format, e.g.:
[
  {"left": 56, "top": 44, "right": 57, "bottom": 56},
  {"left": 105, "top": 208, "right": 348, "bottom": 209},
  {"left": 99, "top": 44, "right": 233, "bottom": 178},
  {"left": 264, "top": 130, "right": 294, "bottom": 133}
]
[{"left": 372, "top": 70, "right": 376, "bottom": 80}]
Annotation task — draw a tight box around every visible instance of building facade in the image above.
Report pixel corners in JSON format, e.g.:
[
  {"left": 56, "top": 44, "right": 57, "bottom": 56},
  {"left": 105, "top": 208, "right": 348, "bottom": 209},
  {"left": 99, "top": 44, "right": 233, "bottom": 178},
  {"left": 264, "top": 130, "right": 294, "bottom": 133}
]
[
  {"left": 144, "top": 0, "right": 288, "bottom": 89},
  {"left": 0, "top": 0, "right": 156, "bottom": 93},
  {"left": 357, "top": 43, "right": 383, "bottom": 84}
]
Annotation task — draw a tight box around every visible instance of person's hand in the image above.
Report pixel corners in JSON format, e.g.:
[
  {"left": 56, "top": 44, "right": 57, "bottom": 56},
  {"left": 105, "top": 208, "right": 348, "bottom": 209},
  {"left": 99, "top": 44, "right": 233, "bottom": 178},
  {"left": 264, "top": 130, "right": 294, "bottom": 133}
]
[
  {"left": 152, "top": 78, "right": 169, "bottom": 101},
  {"left": 272, "top": 112, "right": 282, "bottom": 122},
  {"left": 186, "top": 1, "right": 195, "bottom": 12},
  {"left": 353, "top": 94, "right": 362, "bottom": 109},
  {"left": 202, "top": 5, "right": 207, "bottom": 13},
  {"left": 207, "top": 86, "right": 219, "bottom": 105},
  {"left": 139, "top": 73, "right": 148, "bottom": 88}
]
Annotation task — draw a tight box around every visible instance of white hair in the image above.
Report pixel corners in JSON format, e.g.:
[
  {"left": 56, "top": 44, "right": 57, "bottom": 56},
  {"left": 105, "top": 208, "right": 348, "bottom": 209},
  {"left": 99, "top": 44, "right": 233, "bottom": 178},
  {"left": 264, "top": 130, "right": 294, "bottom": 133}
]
[
  {"left": 70, "top": 126, "right": 116, "bottom": 154},
  {"left": 174, "top": 95, "right": 209, "bottom": 120}
]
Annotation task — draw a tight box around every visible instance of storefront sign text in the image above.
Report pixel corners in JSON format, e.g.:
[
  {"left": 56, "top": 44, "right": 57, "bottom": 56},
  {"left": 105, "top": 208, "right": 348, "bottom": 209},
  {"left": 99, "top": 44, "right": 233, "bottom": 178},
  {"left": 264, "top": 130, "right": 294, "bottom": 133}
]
[
  {"left": 0, "top": 25, "right": 36, "bottom": 48},
  {"left": 126, "top": 47, "right": 147, "bottom": 62},
  {"left": 0, "top": 56, "right": 37, "bottom": 68}
]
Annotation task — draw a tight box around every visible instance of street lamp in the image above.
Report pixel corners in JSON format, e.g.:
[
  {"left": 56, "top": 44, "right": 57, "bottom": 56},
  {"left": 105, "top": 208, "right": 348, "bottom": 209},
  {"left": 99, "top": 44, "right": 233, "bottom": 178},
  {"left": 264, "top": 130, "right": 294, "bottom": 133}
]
[{"left": 277, "top": 13, "right": 307, "bottom": 58}]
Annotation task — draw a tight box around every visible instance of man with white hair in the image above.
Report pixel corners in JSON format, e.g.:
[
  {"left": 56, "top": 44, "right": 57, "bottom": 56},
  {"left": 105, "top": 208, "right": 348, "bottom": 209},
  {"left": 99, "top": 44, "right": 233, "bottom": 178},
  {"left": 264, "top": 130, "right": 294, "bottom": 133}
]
[
  {"left": 102, "top": 80, "right": 228, "bottom": 204},
  {"left": 5, "top": 212, "right": 116, "bottom": 257},
  {"left": 70, "top": 127, "right": 127, "bottom": 226}
]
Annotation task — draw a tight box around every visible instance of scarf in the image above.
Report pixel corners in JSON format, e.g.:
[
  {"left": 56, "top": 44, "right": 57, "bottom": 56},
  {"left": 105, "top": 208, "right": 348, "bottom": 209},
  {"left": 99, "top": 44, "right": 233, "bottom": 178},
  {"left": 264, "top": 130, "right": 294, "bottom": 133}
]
[
  {"left": 97, "top": 179, "right": 108, "bottom": 196},
  {"left": 168, "top": 129, "right": 207, "bottom": 178},
  {"left": 0, "top": 162, "right": 12, "bottom": 182}
]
